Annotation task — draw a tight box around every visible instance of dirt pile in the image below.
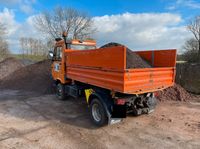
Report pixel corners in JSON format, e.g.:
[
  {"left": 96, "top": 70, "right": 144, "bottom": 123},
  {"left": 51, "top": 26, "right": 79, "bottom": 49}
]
[
  {"left": 0, "top": 57, "right": 24, "bottom": 80},
  {"left": 0, "top": 60, "right": 54, "bottom": 94},
  {"left": 100, "top": 42, "right": 151, "bottom": 69},
  {"left": 157, "top": 84, "right": 192, "bottom": 101}
]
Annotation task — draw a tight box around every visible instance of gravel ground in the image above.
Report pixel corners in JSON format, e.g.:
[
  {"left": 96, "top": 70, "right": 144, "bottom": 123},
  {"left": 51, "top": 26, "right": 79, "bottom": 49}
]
[{"left": 0, "top": 89, "right": 199, "bottom": 149}]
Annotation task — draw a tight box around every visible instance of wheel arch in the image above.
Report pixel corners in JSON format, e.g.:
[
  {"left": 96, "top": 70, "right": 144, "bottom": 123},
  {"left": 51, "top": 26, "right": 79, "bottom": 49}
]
[
  {"left": 55, "top": 79, "right": 62, "bottom": 85},
  {"left": 88, "top": 92, "right": 112, "bottom": 118}
]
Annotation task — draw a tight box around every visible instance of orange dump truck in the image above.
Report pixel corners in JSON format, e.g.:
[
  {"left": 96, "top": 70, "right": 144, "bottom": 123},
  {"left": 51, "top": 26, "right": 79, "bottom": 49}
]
[{"left": 49, "top": 35, "right": 176, "bottom": 126}]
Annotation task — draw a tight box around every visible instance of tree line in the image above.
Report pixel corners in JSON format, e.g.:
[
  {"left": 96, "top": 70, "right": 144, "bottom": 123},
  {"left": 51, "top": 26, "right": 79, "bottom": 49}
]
[
  {"left": 0, "top": 23, "right": 9, "bottom": 61},
  {"left": 19, "top": 37, "right": 53, "bottom": 57}
]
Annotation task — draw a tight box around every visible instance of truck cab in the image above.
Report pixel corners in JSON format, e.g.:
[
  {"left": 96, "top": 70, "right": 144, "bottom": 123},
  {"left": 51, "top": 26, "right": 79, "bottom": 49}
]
[{"left": 50, "top": 38, "right": 96, "bottom": 85}]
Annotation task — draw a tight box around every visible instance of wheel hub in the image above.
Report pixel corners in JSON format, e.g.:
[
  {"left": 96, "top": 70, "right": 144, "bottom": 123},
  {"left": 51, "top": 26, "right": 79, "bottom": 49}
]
[{"left": 92, "top": 103, "right": 102, "bottom": 122}]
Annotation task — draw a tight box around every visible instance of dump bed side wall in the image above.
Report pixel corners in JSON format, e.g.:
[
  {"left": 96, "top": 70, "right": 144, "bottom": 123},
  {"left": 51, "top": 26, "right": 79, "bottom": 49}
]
[
  {"left": 66, "top": 46, "right": 126, "bottom": 70},
  {"left": 124, "top": 68, "right": 175, "bottom": 94},
  {"left": 66, "top": 46, "right": 126, "bottom": 92},
  {"left": 65, "top": 47, "right": 176, "bottom": 94},
  {"left": 136, "top": 49, "right": 176, "bottom": 67},
  {"left": 67, "top": 67, "right": 125, "bottom": 92}
]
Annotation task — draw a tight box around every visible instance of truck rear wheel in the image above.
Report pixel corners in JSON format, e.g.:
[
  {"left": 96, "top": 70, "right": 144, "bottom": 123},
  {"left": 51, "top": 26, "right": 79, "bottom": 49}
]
[
  {"left": 89, "top": 98, "right": 108, "bottom": 126},
  {"left": 56, "top": 83, "right": 67, "bottom": 100}
]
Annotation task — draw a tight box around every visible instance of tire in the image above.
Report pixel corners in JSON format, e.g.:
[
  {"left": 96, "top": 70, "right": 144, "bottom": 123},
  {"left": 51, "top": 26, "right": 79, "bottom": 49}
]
[
  {"left": 89, "top": 98, "right": 108, "bottom": 126},
  {"left": 56, "top": 83, "right": 67, "bottom": 100}
]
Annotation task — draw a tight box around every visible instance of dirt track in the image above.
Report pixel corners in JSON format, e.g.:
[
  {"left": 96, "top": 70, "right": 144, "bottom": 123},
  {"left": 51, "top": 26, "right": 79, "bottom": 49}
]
[{"left": 0, "top": 89, "right": 199, "bottom": 149}]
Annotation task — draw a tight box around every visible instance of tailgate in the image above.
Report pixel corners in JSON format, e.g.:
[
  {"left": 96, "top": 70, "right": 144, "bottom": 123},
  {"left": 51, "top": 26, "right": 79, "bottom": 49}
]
[{"left": 124, "top": 67, "right": 175, "bottom": 94}]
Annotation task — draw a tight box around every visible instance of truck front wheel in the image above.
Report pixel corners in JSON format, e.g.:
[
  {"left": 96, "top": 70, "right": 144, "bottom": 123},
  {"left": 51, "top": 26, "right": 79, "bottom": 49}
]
[
  {"left": 56, "top": 83, "right": 67, "bottom": 100},
  {"left": 89, "top": 98, "right": 108, "bottom": 126}
]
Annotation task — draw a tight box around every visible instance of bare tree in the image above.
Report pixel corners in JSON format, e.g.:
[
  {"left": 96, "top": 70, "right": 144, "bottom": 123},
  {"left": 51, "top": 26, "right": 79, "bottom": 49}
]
[
  {"left": 183, "top": 38, "right": 199, "bottom": 62},
  {"left": 0, "top": 23, "right": 6, "bottom": 36},
  {"left": 19, "top": 37, "right": 26, "bottom": 58},
  {"left": 0, "top": 23, "right": 10, "bottom": 60},
  {"left": 187, "top": 16, "right": 200, "bottom": 62},
  {"left": 34, "top": 7, "right": 95, "bottom": 39},
  {"left": 0, "top": 39, "right": 9, "bottom": 59}
]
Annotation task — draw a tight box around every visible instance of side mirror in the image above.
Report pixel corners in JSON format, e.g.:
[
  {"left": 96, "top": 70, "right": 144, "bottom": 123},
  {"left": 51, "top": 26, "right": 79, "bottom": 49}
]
[{"left": 48, "top": 51, "right": 54, "bottom": 60}]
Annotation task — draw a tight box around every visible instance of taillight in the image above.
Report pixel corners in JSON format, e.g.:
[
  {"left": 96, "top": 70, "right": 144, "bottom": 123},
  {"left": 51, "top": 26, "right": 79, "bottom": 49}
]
[
  {"left": 154, "top": 92, "right": 159, "bottom": 97},
  {"left": 115, "top": 99, "right": 126, "bottom": 105}
]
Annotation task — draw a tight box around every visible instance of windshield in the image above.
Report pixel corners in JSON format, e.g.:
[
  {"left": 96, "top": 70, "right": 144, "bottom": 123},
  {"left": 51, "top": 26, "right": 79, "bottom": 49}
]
[{"left": 70, "top": 44, "right": 96, "bottom": 50}]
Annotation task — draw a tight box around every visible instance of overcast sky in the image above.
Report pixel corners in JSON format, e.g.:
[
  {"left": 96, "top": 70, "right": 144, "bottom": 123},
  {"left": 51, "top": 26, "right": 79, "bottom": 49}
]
[{"left": 0, "top": 0, "right": 199, "bottom": 53}]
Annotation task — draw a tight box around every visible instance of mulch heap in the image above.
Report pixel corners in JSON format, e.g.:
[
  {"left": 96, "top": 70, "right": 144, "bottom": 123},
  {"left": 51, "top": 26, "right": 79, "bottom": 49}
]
[
  {"left": 0, "top": 57, "right": 24, "bottom": 80},
  {"left": 157, "top": 84, "right": 192, "bottom": 102},
  {"left": 0, "top": 60, "right": 54, "bottom": 94},
  {"left": 100, "top": 42, "right": 151, "bottom": 69}
]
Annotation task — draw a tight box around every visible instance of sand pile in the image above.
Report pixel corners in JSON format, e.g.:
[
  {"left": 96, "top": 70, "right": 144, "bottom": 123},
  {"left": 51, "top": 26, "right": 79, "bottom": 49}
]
[
  {"left": 0, "top": 57, "right": 24, "bottom": 80},
  {"left": 157, "top": 84, "right": 192, "bottom": 102},
  {"left": 100, "top": 42, "right": 151, "bottom": 69},
  {"left": 0, "top": 60, "right": 54, "bottom": 94}
]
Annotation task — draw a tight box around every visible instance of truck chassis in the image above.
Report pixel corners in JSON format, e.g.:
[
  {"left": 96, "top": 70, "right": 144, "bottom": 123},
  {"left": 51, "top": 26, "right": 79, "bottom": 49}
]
[{"left": 55, "top": 81, "right": 157, "bottom": 126}]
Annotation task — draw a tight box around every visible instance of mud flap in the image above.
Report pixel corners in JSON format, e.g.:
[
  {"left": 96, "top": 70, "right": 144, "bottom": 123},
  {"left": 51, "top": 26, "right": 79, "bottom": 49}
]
[
  {"left": 85, "top": 89, "right": 124, "bottom": 125},
  {"left": 108, "top": 105, "right": 126, "bottom": 125},
  {"left": 112, "top": 105, "right": 126, "bottom": 118},
  {"left": 106, "top": 108, "right": 123, "bottom": 125},
  {"left": 108, "top": 118, "right": 122, "bottom": 125},
  {"left": 148, "top": 109, "right": 155, "bottom": 114}
]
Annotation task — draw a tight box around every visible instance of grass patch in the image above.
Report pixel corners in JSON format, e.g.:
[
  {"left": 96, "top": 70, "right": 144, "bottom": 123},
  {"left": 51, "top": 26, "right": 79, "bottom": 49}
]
[{"left": 12, "top": 54, "right": 47, "bottom": 62}]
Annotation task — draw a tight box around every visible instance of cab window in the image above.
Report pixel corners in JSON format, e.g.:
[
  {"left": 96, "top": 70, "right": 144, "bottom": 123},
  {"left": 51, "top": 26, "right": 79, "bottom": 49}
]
[
  {"left": 54, "top": 47, "right": 62, "bottom": 60},
  {"left": 70, "top": 44, "right": 96, "bottom": 50}
]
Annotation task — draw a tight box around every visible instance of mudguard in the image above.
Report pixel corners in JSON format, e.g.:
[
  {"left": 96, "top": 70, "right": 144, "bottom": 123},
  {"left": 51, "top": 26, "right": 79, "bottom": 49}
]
[{"left": 87, "top": 90, "right": 122, "bottom": 125}]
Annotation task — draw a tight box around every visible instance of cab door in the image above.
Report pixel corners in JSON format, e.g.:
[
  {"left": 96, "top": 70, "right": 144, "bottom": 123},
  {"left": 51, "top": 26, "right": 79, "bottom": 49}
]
[{"left": 52, "top": 46, "right": 65, "bottom": 83}]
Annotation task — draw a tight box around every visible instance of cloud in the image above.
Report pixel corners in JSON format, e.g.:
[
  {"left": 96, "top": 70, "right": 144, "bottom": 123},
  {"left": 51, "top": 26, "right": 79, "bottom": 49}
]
[
  {"left": 17, "top": 14, "right": 41, "bottom": 38},
  {"left": 0, "top": 8, "right": 38, "bottom": 53},
  {"left": 0, "top": 8, "right": 20, "bottom": 53},
  {"left": 93, "top": 12, "right": 192, "bottom": 53},
  {"left": 20, "top": 0, "right": 36, "bottom": 14},
  {"left": 0, "top": 0, "right": 21, "bottom": 5},
  {"left": 0, "top": 8, "right": 192, "bottom": 54},
  {"left": 0, "top": 8, "right": 20, "bottom": 35},
  {"left": 166, "top": 0, "right": 200, "bottom": 10},
  {"left": 20, "top": 4, "right": 34, "bottom": 14},
  {"left": 0, "top": 0, "right": 36, "bottom": 14}
]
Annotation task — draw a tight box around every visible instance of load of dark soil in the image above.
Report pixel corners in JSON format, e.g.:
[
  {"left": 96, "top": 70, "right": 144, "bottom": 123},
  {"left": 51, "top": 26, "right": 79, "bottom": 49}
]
[
  {"left": 126, "top": 49, "right": 151, "bottom": 68},
  {"left": 157, "top": 84, "right": 192, "bottom": 102},
  {"left": 0, "top": 60, "right": 54, "bottom": 94},
  {"left": 0, "top": 57, "right": 24, "bottom": 80},
  {"left": 100, "top": 42, "right": 151, "bottom": 69}
]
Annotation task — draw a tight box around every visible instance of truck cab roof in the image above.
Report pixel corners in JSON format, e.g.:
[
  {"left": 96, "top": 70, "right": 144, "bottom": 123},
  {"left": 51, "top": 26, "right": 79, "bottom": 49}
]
[{"left": 55, "top": 38, "right": 96, "bottom": 47}]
